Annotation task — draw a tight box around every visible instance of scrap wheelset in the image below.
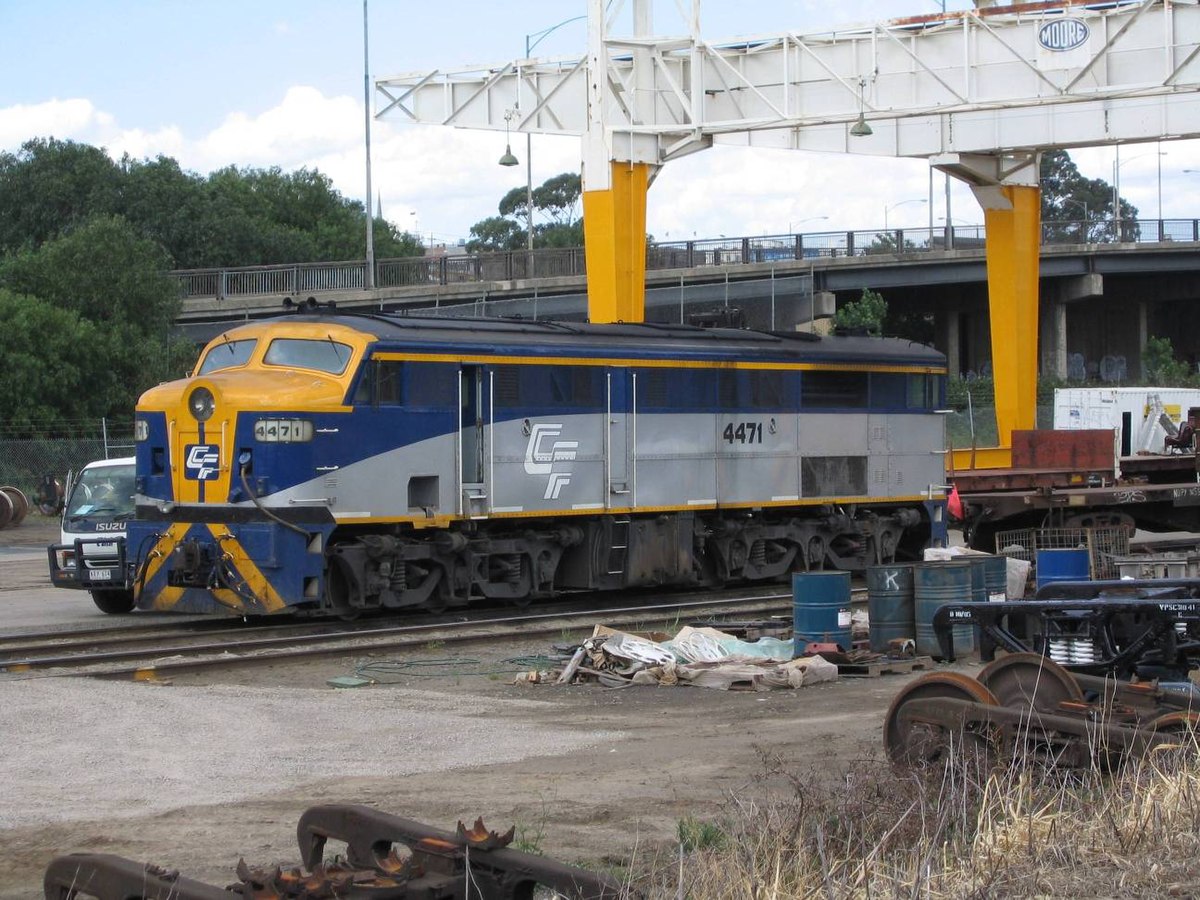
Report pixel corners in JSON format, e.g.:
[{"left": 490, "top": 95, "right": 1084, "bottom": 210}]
[{"left": 883, "top": 652, "right": 1200, "bottom": 768}]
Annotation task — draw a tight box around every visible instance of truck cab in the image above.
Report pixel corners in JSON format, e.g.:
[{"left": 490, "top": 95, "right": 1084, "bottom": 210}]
[{"left": 47, "top": 456, "right": 136, "bottom": 614}]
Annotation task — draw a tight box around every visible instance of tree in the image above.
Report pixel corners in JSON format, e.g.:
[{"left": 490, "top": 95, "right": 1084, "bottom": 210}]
[
  {"left": 0, "top": 138, "right": 122, "bottom": 253},
  {"left": 0, "top": 215, "right": 191, "bottom": 416},
  {"left": 1040, "top": 149, "right": 1137, "bottom": 243},
  {"left": 469, "top": 172, "right": 584, "bottom": 251},
  {"left": 0, "top": 288, "right": 108, "bottom": 428},
  {"left": 1143, "top": 335, "right": 1191, "bottom": 384},
  {"left": 466, "top": 215, "right": 527, "bottom": 252},
  {"left": 833, "top": 288, "right": 887, "bottom": 335},
  {"left": 118, "top": 154, "right": 215, "bottom": 269}
]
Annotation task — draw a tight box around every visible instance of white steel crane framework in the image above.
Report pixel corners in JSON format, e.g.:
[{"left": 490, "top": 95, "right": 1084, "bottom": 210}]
[{"left": 376, "top": 0, "right": 1200, "bottom": 460}]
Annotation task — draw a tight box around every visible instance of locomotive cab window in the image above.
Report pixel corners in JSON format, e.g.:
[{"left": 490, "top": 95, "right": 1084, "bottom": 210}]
[
  {"left": 906, "top": 374, "right": 937, "bottom": 409},
  {"left": 869, "top": 373, "right": 940, "bottom": 410},
  {"left": 263, "top": 338, "right": 353, "bottom": 375},
  {"left": 196, "top": 339, "right": 257, "bottom": 375},
  {"left": 354, "top": 360, "right": 455, "bottom": 408},
  {"left": 354, "top": 360, "right": 402, "bottom": 405}
]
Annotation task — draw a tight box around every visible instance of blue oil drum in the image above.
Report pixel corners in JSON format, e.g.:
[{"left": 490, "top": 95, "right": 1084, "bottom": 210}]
[
  {"left": 967, "top": 557, "right": 988, "bottom": 604},
  {"left": 792, "top": 571, "right": 852, "bottom": 656},
  {"left": 982, "top": 554, "right": 1008, "bottom": 601},
  {"left": 865, "top": 564, "right": 915, "bottom": 652},
  {"left": 913, "top": 561, "right": 976, "bottom": 658},
  {"left": 1036, "top": 548, "right": 1090, "bottom": 591}
]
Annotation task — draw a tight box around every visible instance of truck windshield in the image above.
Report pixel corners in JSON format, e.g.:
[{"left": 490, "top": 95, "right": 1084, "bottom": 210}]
[{"left": 66, "top": 465, "right": 136, "bottom": 521}]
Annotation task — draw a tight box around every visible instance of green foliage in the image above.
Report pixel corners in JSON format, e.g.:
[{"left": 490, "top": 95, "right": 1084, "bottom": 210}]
[
  {"left": 0, "top": 215, "right": 192, "bottom": 423},
  {"left": 833, "top": 288, "right": 887, "bottom": 335},
  {"left": 532, "top": 173, "right": 582, "bottom": 226},
  {"left": 867, "top": 232, "right": 919, "bottom": 253},
  {"left": 678, "top": 816, "right": 728, "bottom": 853},
  {"left": 1143, "top": 335, "right": 1192, "bottom": 384},
  {"left": 1040, "top": 149, "right": 1137, "bottom": 242},
  {"left": 466, "top": 215, "right": 527, "bottom": 252},
  {"left": 469, "top": 172, "right": 583, "bottom": 251},
  {"left": 0, "top": 139, "right": 421, "bottom": 269},
  {"left": 0, "top": 288, "right": 105, "bottom": 428},
  {"left": 0, "top": 138, "right": 122, "bottom": 252}
]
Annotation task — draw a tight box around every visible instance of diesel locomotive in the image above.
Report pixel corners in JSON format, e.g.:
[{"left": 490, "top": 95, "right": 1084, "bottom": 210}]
[{"left": 127, "top": 311, "right": 949, "bottom": 617}]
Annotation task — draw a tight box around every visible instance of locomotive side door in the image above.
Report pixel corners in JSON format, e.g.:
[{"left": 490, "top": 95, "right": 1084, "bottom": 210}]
[
  {"left": 606, "top": 368, "right": 633, "bottom": 507},
  {"left": 458, "top": 365, "right": 489, "bottom": 517}
]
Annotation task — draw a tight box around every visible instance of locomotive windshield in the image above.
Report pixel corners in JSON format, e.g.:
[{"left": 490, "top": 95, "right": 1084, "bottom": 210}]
[
  {"left": 263, "top": 338, "right": 353, "bottom": 375},
  {"left": 197, "top": 339, "right": 257, "bottom": 374}
]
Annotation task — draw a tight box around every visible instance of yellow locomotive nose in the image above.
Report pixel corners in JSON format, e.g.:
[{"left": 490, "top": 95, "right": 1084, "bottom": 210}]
[{"left": 171, "top": 380, "right": 230, "bottom": 504}]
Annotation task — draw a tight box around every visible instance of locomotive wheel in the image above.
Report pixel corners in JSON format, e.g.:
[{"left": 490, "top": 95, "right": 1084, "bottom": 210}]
[
  {"left": 976, "top": 652, "right": 1084, "bottom": 715},
  {"left": 91, "top": 589, "right": 135, "bottom": 615},
  {"left": 883, "top": 672, "right": 1001, "bottom": 767}
]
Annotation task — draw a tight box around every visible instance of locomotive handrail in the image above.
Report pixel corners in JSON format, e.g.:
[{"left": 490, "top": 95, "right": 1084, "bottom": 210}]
[{"left": 171, "top": 217, "right": 1200, "bottom": 301}]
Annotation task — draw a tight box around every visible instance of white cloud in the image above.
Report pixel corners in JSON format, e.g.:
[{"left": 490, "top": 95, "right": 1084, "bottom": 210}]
[
  {"left": 196, "top": 86, "right": 360, "bottom": 170},
  {"left": 5, "top": 82, "right": 1200, "bottom": 248},
  {"left": 0, "top": 98, "right": 114, "bottom": 148}
]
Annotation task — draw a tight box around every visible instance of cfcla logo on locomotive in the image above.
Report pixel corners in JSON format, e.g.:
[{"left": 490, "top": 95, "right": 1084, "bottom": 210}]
[
  {"left": 523, "top": 423, "right": 578, "bottom": 500},
  {"left": 184, "top": 444, "right": 221, "bottom": 481}
]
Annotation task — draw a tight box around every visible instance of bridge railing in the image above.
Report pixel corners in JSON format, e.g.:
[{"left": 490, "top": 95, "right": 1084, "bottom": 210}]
[{"left": 173, "top": 218, "right": 1197, "bottom": 301}]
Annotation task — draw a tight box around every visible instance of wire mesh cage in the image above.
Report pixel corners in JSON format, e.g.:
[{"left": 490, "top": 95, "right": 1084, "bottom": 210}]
[{"left": 993, "top": 526, "right": 1130, "bottom": 581}]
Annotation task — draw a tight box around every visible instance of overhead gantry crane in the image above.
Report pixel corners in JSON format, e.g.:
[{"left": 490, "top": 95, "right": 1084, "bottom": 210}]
[{"left": 377, "top": 0, "right": 1200, "bottom": 467}]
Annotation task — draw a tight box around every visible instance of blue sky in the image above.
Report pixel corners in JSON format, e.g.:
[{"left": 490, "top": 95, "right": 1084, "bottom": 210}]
[{"left": 2, "top": 1, "right": 1198, "bottom": 249}]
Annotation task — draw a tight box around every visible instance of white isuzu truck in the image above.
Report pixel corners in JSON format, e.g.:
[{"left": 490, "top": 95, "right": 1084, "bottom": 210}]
[{"left": 47, "top": 456, "right": 136, "bottom": 613}]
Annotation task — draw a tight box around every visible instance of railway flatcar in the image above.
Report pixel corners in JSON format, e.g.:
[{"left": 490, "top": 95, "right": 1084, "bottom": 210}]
[{"left": 127, "top": 310, "right": 949, "bottom": 617}]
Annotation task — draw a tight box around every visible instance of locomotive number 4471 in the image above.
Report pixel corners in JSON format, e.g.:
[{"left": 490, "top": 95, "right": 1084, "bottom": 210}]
[{"left": 723, "top": 421, "right": 763, "bottom": 444}]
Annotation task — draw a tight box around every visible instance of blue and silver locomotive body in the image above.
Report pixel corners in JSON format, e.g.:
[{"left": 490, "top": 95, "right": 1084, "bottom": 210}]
[{"left": 129, "top": 313, "right": 948, "bottom": 616}]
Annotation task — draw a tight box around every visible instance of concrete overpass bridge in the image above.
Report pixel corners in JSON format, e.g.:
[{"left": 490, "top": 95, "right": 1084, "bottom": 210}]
[{"left": 174, "top": 216, "right": 1200, "bottom": 382}]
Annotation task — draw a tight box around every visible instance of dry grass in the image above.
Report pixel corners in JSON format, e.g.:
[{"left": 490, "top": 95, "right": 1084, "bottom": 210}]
[{"left": 628, "top": 741, "right": 1200, "bottom": 899}]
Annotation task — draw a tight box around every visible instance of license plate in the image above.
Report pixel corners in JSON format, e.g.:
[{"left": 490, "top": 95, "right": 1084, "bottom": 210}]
[{"left": 90, "top": 568, "right": 114, "bottom": 582}]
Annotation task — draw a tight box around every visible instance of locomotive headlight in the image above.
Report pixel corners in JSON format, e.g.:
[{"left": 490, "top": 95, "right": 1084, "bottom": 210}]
[{"left": 188, "top": 386, "right": 215, "bottom": 422}]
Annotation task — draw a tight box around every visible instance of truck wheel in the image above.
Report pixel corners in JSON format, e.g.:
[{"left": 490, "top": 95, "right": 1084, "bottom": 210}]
[{"left": 91, "top": 589, "right": 135, "bottom": 614}]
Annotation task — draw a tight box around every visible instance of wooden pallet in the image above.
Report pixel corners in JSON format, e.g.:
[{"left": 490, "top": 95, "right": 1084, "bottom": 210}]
[{"left": 837, "top": 656, "right": 934, "bottom": 678}]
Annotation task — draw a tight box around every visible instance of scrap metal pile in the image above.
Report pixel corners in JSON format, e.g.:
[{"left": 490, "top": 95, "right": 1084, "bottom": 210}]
[
  {"left": 883, "top": 651, "right": 1199, "bottom": 768},
  {"left": 524, "top": 624, "right": 838, "bottom": 690},
  {"left": 43, "top": 805, "right": 623, "bottom": 899}
]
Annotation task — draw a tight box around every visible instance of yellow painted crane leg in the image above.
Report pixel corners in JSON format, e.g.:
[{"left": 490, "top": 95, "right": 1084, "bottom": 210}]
[
  {"left": 983, "top": 183, "right": 1041, "bottom": 450},
  {"left": 582, "top": 162, "right": 649, "bottom": 323}
]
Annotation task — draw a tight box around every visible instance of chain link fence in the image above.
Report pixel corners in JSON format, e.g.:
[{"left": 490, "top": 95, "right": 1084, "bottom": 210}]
[{"left": 0, "top": 422, "right": 135, "bottom": 504}]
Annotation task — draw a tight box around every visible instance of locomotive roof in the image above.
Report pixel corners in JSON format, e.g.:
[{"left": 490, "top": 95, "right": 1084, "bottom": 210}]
[{"left": 261, "top": 311, "right": 946, "bottom": 368}]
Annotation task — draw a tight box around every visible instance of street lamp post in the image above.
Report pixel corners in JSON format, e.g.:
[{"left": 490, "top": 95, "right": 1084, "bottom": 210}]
[
  {"left": 884, "top": 198, "right": 927, "bottom": 231},
  {"left": 790, "top": 216, "right": 829, "bottom": 233},
  {"left": 1112, "top": 146, "right": 1167, "bottom": 239},
  {"left": 509, "top": 15, "right": 587, "bottom": 255},
  {"left": 362, "top": 0, "right": 375, "bottom": 289},
  {"left": 1061, "top": 197, "right": 1089, "bottom": 241}
]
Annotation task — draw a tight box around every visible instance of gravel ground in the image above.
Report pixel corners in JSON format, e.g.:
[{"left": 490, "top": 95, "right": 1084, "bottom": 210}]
[{"left": 0, "top": 678, "right": 622, "bottom": 831}]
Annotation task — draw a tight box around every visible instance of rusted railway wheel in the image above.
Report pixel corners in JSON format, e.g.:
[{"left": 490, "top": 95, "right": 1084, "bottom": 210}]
[
  {"left": 976, "top": 652, "right": 1084, "bottom": 715},
  {"left": 0, "top": 486, "right": 28, "bottom": 527},
  {"left": 883, "top": 671, "right": 1001, "bottom": 767},
  {"left": 1147, "top": 710, "right": 1200, "bottom": 753}
]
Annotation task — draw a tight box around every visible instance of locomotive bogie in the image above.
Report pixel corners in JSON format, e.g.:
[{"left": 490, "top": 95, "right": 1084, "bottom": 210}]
[{"left": 128, "top": 314, "right": 949, "bottom": 617}]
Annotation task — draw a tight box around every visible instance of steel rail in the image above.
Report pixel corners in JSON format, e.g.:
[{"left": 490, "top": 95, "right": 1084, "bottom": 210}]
[{"left": 1, "top": 588, "right": 810, "bottom": 680}]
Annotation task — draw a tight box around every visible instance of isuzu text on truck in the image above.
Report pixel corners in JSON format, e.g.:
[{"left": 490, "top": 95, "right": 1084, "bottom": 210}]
[{"left": 47, "top": 457, "right": 136, "bottom": 613}]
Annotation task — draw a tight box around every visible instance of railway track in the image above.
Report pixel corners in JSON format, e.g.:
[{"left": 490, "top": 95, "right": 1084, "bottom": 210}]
[{"left": 0, "top": 585, "right": 828, "bottom": 680}]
